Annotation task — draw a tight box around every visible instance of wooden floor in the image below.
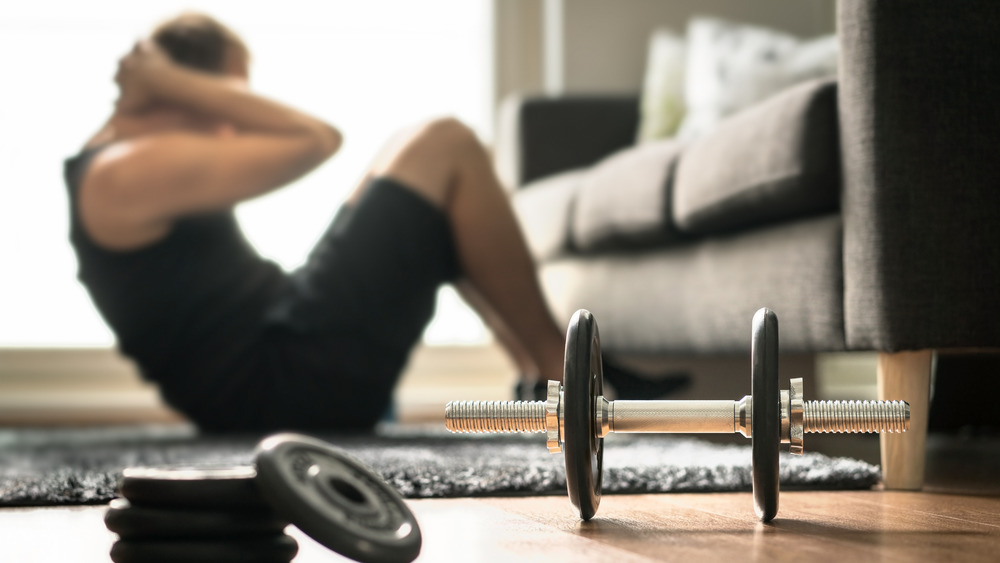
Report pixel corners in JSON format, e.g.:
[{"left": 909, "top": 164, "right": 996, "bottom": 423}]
[{"left": 3, "top": 435, "right": 999, "bottom": 562}]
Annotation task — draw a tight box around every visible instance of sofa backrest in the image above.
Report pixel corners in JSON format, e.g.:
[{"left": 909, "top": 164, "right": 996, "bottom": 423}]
[{"left": 839, "top": 0, "right": 1000, "bottom": 350}]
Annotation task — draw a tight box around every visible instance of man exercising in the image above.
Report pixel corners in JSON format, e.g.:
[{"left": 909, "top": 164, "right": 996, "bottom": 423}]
[
  {"left": 65, "top": 13, "right": 570, "bottom": 431},
  {"left": 68, "top": 13, "right": 684, "bottom": 432}
]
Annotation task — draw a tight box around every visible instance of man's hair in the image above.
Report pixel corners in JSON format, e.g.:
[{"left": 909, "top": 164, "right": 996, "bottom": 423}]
[{"left": 151, "top": 12, "right": 248, "bottom": 74}]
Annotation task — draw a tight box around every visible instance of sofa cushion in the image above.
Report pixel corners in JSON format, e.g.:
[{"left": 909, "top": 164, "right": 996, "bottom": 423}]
[
  {"left": 512, "top": 169, "right": 584, "bottom": 261},
  {"left": 636, "top": 29, "right": 687, "bottom": 143},
  {"left": 676, "top": 17, "right": 839, "bottom": 142},
  {"left": 571, "top": 139, "right": 684, "bottom": 252},
  {"left": 673, "top": 78, "right": 839, "bottom": 235},
  {"left": 540, "top": 214, "right": 845, "bottom": 354}
]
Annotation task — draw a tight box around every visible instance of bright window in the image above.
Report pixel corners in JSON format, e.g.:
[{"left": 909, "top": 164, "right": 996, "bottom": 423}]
[{"left": 0, "top": 0, "right": 492, "bottom": 347}]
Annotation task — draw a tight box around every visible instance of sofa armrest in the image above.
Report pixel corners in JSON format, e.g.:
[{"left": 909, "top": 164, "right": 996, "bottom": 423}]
[
  {"left": 839, "top": 0, "right": 1000, "bottom": 351},
  {"left": 494, "top": 94, "right": 639, "bottom": 189}
]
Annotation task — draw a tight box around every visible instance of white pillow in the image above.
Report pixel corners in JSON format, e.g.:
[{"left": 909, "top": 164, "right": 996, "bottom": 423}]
[
  {"left": 675, "top": 17, "right": 839, "bottom": 142},
  {"left": 635, "top": 29, "right": 687, "bottom": 143}
]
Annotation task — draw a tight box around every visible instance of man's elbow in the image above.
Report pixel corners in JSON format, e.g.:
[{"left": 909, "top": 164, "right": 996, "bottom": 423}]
[{"left": 316, "top": 124, "right": 342, "bottom": 158}]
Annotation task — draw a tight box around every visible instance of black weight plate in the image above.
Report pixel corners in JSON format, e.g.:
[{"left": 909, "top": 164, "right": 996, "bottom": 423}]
[
  {"left": 751, "top": 308, "right": 780, "bottom": 522},
  {"left": 254, "top": 433, "right": 421, "bottom": 563},
  {"left": 119, "top": 466, "right": 271, "bottom": 510},
  {"left": 104, "top": 498, "right": 289, "bottom": 540},
  {"left": 110, "top": 535, "right": 298, "bottom": 563},
  {"left": 563, "top": 309, "right": 603, "bottom": 521}
]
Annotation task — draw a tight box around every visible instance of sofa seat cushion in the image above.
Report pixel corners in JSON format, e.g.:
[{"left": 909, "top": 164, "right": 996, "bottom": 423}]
[
  {"left": 673, "top": 78, "right": 840, "bottom": 235},
  {"left": 571, "top": 139, "right": 684, "bottom": 252},
  {"left": 539, "top": 213, "right": 845, "bottom": 354},
  {"left": 512, "top": 169, "right": 585, "bottom": 261}
]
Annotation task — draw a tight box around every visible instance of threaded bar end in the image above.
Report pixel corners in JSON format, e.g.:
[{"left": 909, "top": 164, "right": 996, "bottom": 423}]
[
  {"left": 444, "top": 400, "right": 547, "bottom": 433},
  {"left": 803, "top": 400, "right": 909, "bottom": 434}
]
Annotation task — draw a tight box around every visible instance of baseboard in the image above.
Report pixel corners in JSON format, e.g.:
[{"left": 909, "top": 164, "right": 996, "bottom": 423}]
[
  {"left": 0, "top": 345, "right": 516, "bottom": 426},
  {"left": 815, "top": 352, "right": 879, "bottom": 400},
  {"left": 0, "top": 348, "right": 181, "bottom": 425},
  {"left": 394, "top": 343, "right": 517, "bottom": 422}
]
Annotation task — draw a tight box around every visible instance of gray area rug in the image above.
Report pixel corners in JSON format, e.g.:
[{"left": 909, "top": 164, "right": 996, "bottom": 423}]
[{"left": 0, "top": 424, "right": 880, "bottom": 506}]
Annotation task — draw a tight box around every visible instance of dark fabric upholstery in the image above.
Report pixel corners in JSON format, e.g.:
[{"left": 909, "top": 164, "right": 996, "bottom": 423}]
[
  {"left": 673, "top": 79, "right": 840, "bottom": 235},
  {"left": 572, "top": 139, "right": 684, "bottom": 252},
  {"left": 839, "top": 1, "right": 1000, "bottom": 351},
  {"left": 511, "top": 169, "right": 584, "bottom": 261},
  {"left": 539, "top": 214, "right": 844, "bottom": 354},
  {"left": 495, "top": 95, "right": 639, "bottom": 189}
]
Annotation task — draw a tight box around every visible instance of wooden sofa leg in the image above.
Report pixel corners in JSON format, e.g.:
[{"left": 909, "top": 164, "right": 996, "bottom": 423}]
[{"left": 877, "top": 350, "right": 934, "bottom": 490}]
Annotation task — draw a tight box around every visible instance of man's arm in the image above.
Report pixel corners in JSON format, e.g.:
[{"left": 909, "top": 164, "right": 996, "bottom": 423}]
[{"left": 79, "top": 42, "right": 341, "bottom": 248}]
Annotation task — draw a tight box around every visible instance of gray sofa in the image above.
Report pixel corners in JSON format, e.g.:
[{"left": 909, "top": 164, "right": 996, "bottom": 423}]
[{"left": 496, "top": 1, "right": 1000, "bottom": 489}]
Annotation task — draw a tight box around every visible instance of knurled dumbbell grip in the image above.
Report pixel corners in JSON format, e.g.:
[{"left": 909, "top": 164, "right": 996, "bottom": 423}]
[
  {"left": 609, "top": 400, "right": 739, "bottom": 434},
  {"left": 606, "top": 398, "right": 909, "bottom": 435}
]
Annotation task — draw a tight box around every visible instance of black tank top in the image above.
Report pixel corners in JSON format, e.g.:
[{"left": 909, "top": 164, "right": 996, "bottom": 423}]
[{"left": 64, "top": 145, "right": 289, "bottom": 399}]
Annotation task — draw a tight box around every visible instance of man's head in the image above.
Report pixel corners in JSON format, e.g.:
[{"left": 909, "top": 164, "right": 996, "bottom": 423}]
[{"left": 151, "top": 12, "right": 249, "bottom": 80}]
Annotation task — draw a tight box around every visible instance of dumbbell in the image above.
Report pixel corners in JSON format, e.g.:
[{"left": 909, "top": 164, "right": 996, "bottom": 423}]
[{"left": 444, "top": 308, "right": 910, "bottom": 522}]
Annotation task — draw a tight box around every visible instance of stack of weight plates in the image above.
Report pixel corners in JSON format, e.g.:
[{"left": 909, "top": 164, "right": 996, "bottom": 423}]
[
  {"left": 105, "top": 433, "right": 422, "bottom": 563},
  {"left": 106, "top": 465, "right": 297, "bottom": 563}
]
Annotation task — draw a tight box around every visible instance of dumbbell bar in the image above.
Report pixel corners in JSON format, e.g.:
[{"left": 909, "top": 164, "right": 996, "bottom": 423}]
[
  {"left": 447, "top": 379, "right": 907, "bottom": 447},
  {"left": 444, "top": 308, "right": 910, "bottom": 523}
]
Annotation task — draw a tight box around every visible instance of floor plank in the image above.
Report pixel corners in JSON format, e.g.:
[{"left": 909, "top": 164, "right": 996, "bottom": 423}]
[
  {"left": 5, "top": 490, "right": 999, "bottom": 562},
  {"left": 478, "top": 491, "right": 1000, "bottom": 563}
]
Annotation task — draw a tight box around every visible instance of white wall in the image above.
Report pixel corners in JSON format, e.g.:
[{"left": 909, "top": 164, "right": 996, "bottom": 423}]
[
  {"left": 494, "top": 0, "right": 836, "bottom": 99},
  {"left": 558, "top": 0, "right": 836, "bottom": 93},
  {"left": 493, "top": 0, "right": 546, "bottom": 106}
]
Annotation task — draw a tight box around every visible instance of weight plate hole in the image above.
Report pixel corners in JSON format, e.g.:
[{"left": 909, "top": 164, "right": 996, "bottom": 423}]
[{"left": 330, "top": 477, "right": 367, "bottom": 506}]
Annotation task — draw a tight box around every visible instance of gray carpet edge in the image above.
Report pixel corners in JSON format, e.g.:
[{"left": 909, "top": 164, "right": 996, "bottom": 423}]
[{"left": 0, "top": 424, "right": 880, "bottom": 507}]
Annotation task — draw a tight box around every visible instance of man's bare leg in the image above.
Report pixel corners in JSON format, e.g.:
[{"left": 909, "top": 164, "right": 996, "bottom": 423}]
[
  {"left": 454, "top": 279, "right": 542, "bottom": 381},
  {"left": 347, "top": 124, "right": 551, "bottom": 384},
  {"left": 361, "top": 118, "right": 565, "bottom": 383}
]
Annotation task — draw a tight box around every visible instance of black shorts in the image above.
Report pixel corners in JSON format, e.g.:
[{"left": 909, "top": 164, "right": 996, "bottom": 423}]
[{"left": 193, "top": 177, "right": 460, "bottom": 432}]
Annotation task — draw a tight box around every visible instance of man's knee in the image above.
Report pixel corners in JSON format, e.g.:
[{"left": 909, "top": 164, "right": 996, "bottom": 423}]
[
  {"left": 417, "top": 117, "right": 478, "bottom": 152},
  {"left": 370, "top": 117, "right": 477, "bottom": 207}
]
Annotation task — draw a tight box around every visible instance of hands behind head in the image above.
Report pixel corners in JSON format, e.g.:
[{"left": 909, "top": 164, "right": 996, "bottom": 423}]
[{"left": 114, "top": 40, "right": 172, "bottom": 114}]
